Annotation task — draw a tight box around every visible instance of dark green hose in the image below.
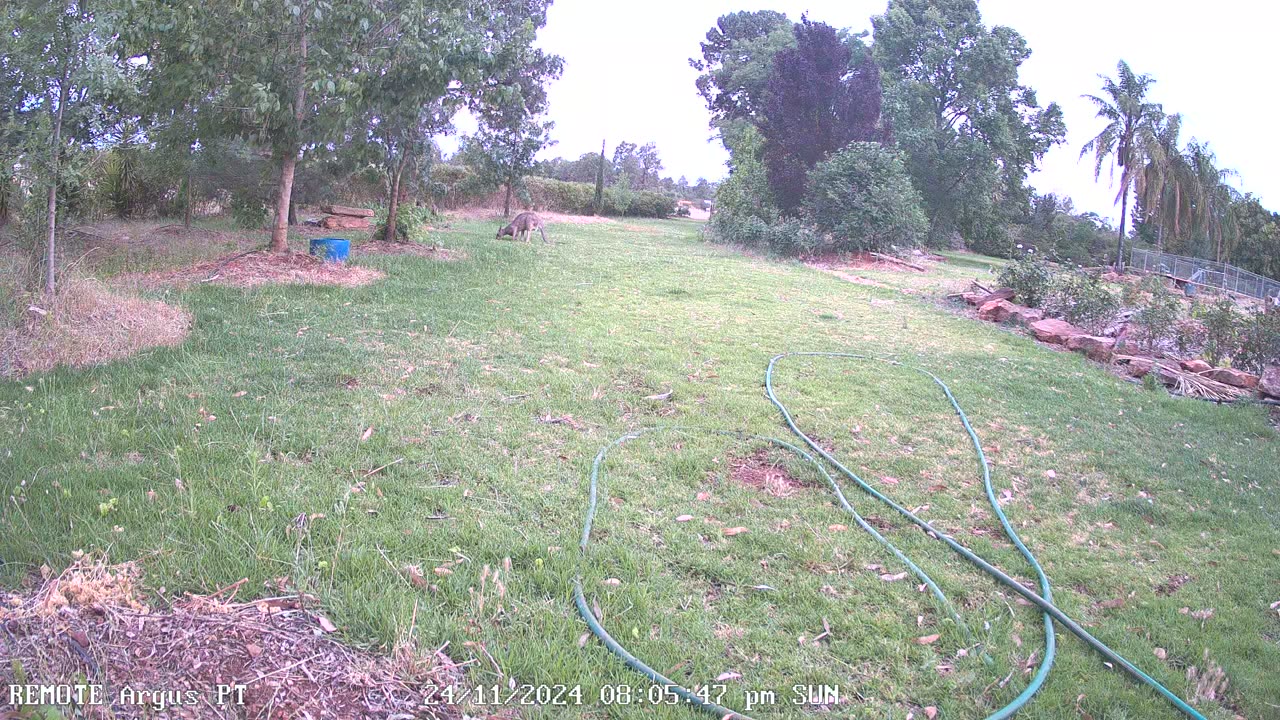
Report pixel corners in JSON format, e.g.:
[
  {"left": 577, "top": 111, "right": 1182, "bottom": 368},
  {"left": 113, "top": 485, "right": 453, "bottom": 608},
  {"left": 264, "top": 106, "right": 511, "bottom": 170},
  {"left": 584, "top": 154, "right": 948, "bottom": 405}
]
[{"left": 574, "top": 354, "right": 1208, "bottom": 719}]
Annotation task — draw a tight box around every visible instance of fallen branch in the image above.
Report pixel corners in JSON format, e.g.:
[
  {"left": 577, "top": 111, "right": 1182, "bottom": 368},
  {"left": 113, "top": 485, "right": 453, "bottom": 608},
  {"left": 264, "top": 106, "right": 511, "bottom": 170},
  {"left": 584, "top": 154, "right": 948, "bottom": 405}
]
[{"left": 870, "top": 251, "right": 927, "bottom": 272}]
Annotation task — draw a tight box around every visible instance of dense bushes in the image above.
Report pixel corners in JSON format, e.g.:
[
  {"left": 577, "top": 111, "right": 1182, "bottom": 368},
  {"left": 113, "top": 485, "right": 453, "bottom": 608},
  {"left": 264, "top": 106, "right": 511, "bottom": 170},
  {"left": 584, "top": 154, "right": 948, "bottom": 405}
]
[
  {"left": 998, "top": 253, "right": 1053, "bottom": 308},
  {"left": 1237, "top": 309, "right": 1280, "bottom": 373},
  {"left": 1127, "top": 277, "right": 1182, "bottom": 352},
  {"left": 709, "top": 133, "right": 926, "bottom": 256},
  {"left": 1044, "top": 271, "right": 1119, "bottom": 333},
  {"left": 804, "top": 143, "right": 927, "bottom": 253},
  {"left": 374, "top": 204, "right": 435, "bottom": 243}
]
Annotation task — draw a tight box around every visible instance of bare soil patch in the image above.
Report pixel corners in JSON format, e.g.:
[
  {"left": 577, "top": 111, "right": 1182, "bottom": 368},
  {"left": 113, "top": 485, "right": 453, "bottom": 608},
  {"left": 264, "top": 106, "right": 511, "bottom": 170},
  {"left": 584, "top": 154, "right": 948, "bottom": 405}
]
[
  {"left": 4, "top": 279, "right": 191, "bottom": 379},
  {"left": 137, "top": 250, "right": 384, "bottom": 289},
  {"left": 729, "top": 448, "right": 808, "bottom": 497},
  {"left": 0, "top": 558, "right": 462, "bottom": 719},
  {"left": 353, "top": 240, "right": 465, "bottom": 261}
]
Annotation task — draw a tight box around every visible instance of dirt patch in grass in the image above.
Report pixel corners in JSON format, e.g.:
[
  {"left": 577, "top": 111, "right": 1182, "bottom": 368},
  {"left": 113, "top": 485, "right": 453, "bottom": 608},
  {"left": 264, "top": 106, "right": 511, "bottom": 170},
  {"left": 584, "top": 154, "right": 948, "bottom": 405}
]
[
  {"left": 3, "top": 279, "right": 191, "bottom": 379},
  {"left": 137, "top": 250, "right": 384, "bottom": 289},
  {"left": 730, "top": 448, "right": 807, "bottom": 497},
  {"left": 353, "top": 240, "right": 466, "bottom": 261},
  {"left": 0, "top": 558, "right": 462, "bottom": 719}
]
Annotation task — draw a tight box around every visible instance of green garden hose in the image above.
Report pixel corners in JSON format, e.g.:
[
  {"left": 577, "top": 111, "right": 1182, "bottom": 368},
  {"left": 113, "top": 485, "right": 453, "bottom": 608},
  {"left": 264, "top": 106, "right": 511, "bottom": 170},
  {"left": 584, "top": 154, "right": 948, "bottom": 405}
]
[{"left": 574, "top": 353, "right": 1210, "bottom": 720}]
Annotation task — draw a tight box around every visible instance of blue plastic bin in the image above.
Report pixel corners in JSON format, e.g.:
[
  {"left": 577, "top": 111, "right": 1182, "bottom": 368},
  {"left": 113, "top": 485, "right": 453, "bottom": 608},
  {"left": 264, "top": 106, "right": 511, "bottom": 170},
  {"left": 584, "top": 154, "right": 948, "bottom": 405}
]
[{"left": 309, "top": 237, "right": 350, "bottom": 263}]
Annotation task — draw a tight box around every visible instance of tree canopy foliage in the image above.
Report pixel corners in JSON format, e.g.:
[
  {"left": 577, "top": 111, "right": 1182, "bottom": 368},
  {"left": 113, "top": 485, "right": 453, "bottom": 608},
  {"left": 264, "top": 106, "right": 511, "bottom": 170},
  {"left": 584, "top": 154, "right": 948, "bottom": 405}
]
[
  {"left": 759, "top": 18, "right": 889, "bottom": 213},
  {"left": 872, "top": 0, "right": 1066, "bottom": 250}
]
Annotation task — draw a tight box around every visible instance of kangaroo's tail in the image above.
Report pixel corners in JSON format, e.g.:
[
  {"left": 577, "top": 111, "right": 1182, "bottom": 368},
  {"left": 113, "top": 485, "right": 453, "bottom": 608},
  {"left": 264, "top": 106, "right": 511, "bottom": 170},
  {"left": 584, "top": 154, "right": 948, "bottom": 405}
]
[{"left": 540, "top": 226, "right": 549, "bottom": 244}]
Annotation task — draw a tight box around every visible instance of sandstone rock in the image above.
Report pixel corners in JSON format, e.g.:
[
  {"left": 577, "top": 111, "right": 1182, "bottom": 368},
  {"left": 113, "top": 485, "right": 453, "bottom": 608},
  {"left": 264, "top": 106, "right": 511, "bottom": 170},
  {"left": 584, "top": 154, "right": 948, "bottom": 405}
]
[
  {"left": 962, "top": 292, "right": 985, "bottom": 306},
  {"left": 319, "top": 204, "right": 375, "bottom": 218},
  {"left": 1125, "top": 357, "right": 1153, "bottom": 378},
  {"left": 1030, "top": 318, "right": 1086, "bottom": 345},
  {"left": 1261, "top": 366, "right": 1280, "bottom": 399},
  {"left": 1066, "top": 335, "right": 1116, "bottom": 362},
  {"left": 320, "top": 215, "right": 371, "bottom": 230},
  {"left": 978, "top": 299, "right": 1017, "bottom": 322},
  {"left": 1203, "top": 367, "right": 1259, "bottom": 389},
  {"left": 1012, "top": 306, "right": 1044, "bottom": 325},
  {"left": 979, "top": 299, "right": 1044, "bottom": 327},
  {"left": 1179, "top": 358, "right": 1212, "bottom": 374}
]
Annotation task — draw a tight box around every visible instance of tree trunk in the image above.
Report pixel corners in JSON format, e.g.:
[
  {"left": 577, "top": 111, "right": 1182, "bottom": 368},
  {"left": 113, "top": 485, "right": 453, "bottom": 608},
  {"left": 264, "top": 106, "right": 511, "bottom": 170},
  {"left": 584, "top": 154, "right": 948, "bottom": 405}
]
[
  {"left": 1115, "top": 179, "right": 1130, "bottom": 273},
  {"left": 288, "top": 200, "right": 297, "bottom": 226},
  {"left": 270, "top": 151, "right": 297, "bottom": 253},
  {"left": 383, "top": 155, "right": 407, "bottom": 243},
  {"left": 270, "top": 7, "right": 308, "bottom": 253},
  {"left": 502, "top": 182, "right": 513, "bottom": 218},
  {"left": 184, "top": 166, "right": 193, "bottom": 229},
  {"left": 44, "top": 55, "right": 72, "bottom": 296}
]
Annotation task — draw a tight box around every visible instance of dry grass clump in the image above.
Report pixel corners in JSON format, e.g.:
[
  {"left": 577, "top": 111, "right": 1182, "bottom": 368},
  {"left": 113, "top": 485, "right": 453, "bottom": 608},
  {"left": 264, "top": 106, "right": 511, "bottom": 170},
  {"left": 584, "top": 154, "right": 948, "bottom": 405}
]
[
  {"left": 4, "top": 277, "right": 191, "bottom": 379},
  {"left": 140, "top": 250, "right": 385, "bottom": 289},
  {"left": 1, "top": 557, "right": 464, "bottom": 720}
]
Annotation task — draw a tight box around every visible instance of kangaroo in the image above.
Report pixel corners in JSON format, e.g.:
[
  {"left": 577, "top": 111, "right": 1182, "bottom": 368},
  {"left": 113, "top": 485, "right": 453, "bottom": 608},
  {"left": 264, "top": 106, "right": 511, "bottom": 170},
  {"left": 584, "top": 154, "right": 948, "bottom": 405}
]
[{"left": 497, "top": 212, "right": 549, "bottom": 244}]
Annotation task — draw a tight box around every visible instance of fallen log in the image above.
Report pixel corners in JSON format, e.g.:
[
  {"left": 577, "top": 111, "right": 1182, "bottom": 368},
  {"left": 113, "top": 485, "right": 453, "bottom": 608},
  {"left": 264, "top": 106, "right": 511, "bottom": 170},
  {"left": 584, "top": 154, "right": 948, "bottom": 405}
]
[
  {"left": 319, "top": 204, "right": 375, "bottom": 218},
  {"left": 870, "top": 252, "right": 927, "bottom": 271},
  {"left": 321, "top": 215, "right": 371, "bottom": 230}
]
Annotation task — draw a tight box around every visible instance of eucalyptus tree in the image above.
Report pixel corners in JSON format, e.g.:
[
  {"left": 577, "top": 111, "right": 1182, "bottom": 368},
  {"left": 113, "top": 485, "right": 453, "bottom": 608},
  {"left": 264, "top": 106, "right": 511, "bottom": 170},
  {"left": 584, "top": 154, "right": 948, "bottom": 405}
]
[
  {"left": 123, "top": 1, "right": 387, "bottom": 252},
  {"left": 1080, "top": 60, "right": 1165, "bottom": 271},
  {"left": 466, "top": 4, "right": 562, "bottom": 218},
  {"left": 2, "top": 0, "right": 127, "bottom": 293},
  {"left": 690, "top": 10, "right": 795, "bottom": 143},
  {"left": 873, "top": 0, "right": 1065, "bottom": 251}
]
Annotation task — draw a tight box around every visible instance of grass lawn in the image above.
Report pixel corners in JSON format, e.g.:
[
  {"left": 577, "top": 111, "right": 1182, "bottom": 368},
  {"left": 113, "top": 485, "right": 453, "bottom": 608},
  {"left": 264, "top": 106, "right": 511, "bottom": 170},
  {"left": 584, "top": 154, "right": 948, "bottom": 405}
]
[{"left": 2, "top": 217, "right": 1277, "bottom": 719}]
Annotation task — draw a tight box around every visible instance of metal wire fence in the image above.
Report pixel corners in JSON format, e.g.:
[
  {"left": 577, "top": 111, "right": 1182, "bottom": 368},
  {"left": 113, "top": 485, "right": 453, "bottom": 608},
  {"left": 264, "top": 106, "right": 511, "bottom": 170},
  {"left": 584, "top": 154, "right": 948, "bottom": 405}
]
[{"left": 1130, "top": 248, "right": 1280, "bottom": 303}]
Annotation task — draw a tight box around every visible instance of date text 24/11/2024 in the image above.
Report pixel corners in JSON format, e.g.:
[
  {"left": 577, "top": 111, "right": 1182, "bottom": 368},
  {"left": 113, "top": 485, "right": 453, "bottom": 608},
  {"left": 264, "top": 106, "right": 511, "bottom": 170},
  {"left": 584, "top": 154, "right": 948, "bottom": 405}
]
[{"left": 423, "top": 683, "right": 841, "bottom": 710}]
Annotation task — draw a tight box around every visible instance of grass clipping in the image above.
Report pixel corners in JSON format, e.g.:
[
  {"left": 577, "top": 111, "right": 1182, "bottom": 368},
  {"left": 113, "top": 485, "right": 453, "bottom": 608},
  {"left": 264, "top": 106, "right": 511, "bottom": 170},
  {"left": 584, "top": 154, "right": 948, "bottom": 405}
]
[
  {"left": 0, "top": 557, "right": 463, "bottom": 719},
  {"left": 4, "top": 279, "right": 191, "bottom": 379}
]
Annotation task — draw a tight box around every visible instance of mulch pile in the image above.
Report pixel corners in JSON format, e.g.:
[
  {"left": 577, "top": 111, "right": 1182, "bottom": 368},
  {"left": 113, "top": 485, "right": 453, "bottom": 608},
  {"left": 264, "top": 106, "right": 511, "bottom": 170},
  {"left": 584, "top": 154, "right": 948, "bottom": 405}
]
[
  {"left": 141, "top": 251, "right": 384, "bottom": 289},
  {"left": 0, "top": 558, "right": 463, "bottom": 720}
]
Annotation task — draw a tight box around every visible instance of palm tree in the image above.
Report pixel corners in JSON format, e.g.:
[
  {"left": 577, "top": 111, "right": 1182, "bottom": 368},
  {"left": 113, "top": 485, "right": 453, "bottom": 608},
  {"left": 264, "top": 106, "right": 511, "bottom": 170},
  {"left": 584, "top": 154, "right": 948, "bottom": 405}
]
[
  {"left": 1137, "top": 113, "right": 1196, "bottom": 253},
  {"left": 1080, "top": 60, "right": 1164, "bottom": 272},
  {"left": 1184, "top": 141, "right": 1240, "bottom": 263}
]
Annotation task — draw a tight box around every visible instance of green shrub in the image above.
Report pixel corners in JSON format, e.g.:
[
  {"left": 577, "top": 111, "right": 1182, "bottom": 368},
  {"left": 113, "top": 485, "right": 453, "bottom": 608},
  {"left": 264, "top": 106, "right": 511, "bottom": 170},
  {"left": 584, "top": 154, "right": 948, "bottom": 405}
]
[
  {"left": 1044, "top": 271, "right": 1119, "bottom": 333},
  {"left": 1236, "top": 308, "right": 1280, "bottom": 373},
  {"left": 1198, "top": 298, "right": 1242, "bottom": 366},
  {"left": 524, "top": 177, "right": 594, "bottom": 215},
  {"left": 374, "top": 204, "right": 435, "bottom": 243},
  {"left": 1174, "top": 318, "right": 1207, "bottom": 356},
  {"left": 1129, "top": 277, "right": 1182, "bottom": 352},
  {"left": 230, "top": 193, "right": 268, "bottom": 229},
  {"left": 626, "top": 190, "right": 675, "bottom": 218},
  {"left": 998, "top": 253, "right": 1053, "bottom": 308},
  {"left": 803, "top": 142, "right": 928, "bottom": 253}
]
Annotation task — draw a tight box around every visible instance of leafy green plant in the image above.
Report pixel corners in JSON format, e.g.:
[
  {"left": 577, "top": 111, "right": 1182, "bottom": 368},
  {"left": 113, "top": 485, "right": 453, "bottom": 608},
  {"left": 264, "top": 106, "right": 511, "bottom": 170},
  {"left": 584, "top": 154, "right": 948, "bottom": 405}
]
[
  {"left": 998, "top": 253, "right": 1053, "bottom": 308},
  {"left": 1198, "top": 298, "right": 1242, "bottom": 366},
  {"left": 1044, "top": 271, "right": 1119, "bottom": 333},
  {"left": 803, "top": 142, "right": 928, "bottom": 253},
  {"left": 1236, "top": 308, "right": 1280, "bottom": 373},
  {"left": 1129, "top": 276, "right": 1183, "bottom": 351},
  {"left": 374, "top": 204, "right": 435, "bottom": 243},
  {"left": 229, "top": 194, "right": 268, "bottom": 230}
]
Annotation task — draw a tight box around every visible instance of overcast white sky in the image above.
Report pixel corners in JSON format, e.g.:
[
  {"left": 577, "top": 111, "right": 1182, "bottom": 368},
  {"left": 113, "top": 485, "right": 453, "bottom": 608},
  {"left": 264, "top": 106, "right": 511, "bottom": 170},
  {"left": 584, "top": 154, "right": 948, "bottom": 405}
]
[{"left": 450, "top": 1, "right": 1277, "bottom": 221}]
